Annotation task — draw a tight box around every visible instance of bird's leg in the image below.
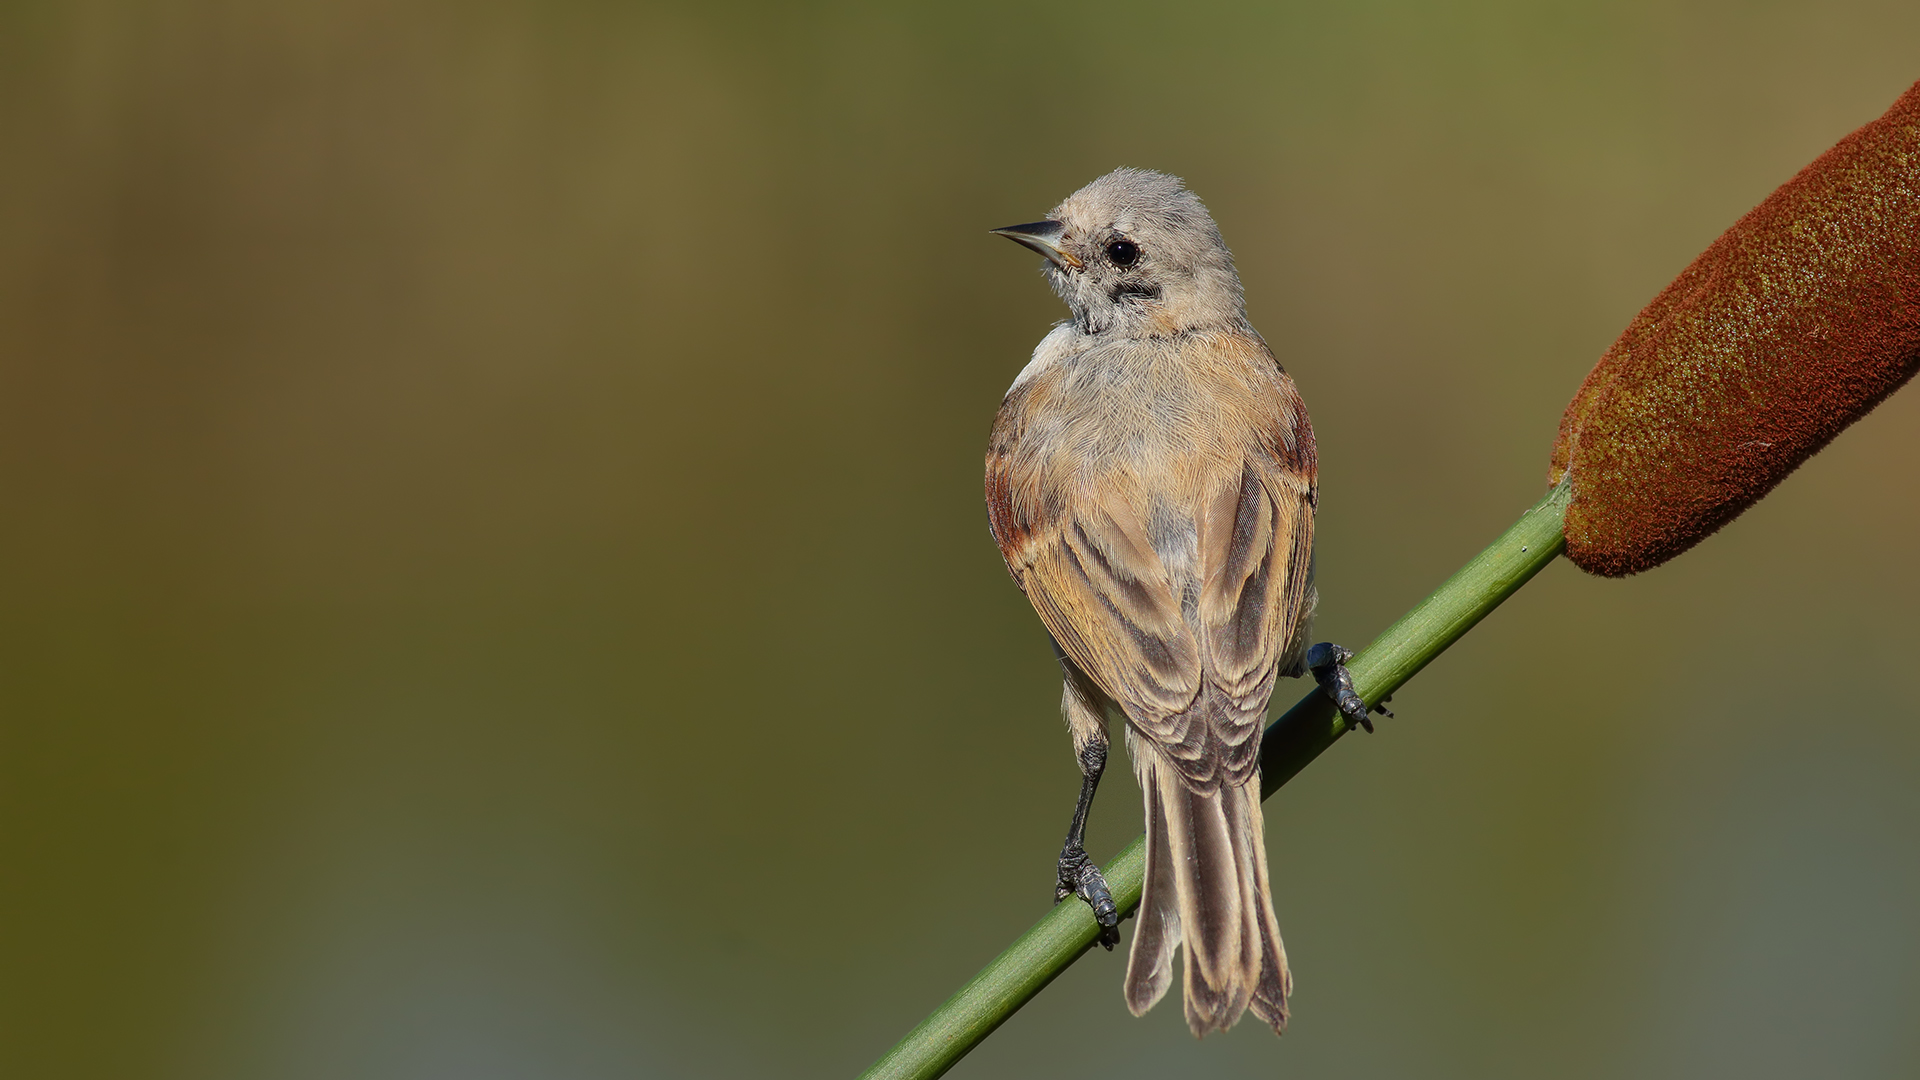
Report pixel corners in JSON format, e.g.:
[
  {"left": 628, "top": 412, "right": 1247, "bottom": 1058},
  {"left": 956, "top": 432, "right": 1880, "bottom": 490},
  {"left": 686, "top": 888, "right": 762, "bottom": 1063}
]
[
  {"left": 1052, "top": 650, "right": 1120, "bottom": 949},
  {"left": 1307, "top": 642, "right": 1393, "bottom": 734},
  {"left": 1055, "top": 737, "right": 1120, "bottom": 949}
]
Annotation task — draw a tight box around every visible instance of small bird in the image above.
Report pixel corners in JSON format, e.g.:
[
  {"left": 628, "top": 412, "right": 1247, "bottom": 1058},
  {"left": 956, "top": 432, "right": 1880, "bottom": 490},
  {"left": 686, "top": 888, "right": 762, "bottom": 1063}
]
[{"left": 985, "top": 168, "right": 1377, "bottom": 1036}]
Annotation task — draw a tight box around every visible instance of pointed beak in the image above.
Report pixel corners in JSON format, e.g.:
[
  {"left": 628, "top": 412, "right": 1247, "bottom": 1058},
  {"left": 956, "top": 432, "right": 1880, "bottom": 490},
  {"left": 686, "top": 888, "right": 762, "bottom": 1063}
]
[{"left": 991, "top": 220, "right": 1082, "bottom": 269}]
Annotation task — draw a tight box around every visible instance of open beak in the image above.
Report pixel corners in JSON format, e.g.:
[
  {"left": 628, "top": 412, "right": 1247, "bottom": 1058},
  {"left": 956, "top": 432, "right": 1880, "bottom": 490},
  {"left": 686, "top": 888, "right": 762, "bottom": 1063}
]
[{"left": 991, "top": 220, "right": 1082, "bottom": 269}]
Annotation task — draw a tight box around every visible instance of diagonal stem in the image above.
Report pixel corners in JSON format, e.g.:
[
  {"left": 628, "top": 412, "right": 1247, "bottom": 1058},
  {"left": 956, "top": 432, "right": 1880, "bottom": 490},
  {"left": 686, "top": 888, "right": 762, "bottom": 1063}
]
[{"left": 859, "top": 480, "right": 1571, "bottom": 1080}]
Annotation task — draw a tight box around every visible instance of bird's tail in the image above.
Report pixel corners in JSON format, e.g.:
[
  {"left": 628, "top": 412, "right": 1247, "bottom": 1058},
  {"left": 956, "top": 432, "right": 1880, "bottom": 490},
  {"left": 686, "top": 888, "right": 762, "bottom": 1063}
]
[{"left": 1124, "top": 744, "right": 1291, "bottom": 1036}]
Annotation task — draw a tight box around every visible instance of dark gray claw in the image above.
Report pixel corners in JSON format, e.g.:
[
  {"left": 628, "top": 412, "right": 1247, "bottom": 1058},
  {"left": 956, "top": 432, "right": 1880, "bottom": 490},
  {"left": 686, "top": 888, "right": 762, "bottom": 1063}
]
[
  {"left": 1308, "top": 641, "right": 1388, "bottom": 734},
  {"left": 1057, "top": 846, "right": 1120, "bottom": 949}
]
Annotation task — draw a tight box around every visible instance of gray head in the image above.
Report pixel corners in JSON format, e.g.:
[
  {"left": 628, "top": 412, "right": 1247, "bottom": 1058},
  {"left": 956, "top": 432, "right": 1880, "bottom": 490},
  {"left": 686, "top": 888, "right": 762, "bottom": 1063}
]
[{"left": 993, "top": 168, "right": 1245, "bottom": 336}]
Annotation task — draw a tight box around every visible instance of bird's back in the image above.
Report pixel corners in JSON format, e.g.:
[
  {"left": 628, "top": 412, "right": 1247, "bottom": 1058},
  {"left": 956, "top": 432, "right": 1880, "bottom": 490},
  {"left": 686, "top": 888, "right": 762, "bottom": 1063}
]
[{"left": 987, "top": 325, "right": 1318, "bottom": 788}]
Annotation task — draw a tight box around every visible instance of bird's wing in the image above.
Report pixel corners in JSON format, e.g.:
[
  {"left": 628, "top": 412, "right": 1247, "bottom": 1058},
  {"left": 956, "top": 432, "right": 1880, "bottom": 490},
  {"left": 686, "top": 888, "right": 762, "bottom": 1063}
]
[
  {"left": 1178, "top": 451, "right": 1316, "bottom": 785},
  {"left": 987, "top": 371, "right": 1202, "bottom": 722},
  {"left": 1020, "top": 486, "right": 1206, "bottom": 722},
  {"left": 987, "top": 340, "right": 1317, "bottom": 788}
]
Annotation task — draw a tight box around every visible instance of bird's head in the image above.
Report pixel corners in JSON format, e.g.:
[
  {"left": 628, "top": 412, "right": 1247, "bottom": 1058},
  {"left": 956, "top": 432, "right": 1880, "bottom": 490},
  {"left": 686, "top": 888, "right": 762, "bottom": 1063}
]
[{"left": 993, "top": 168, "right": 1245, "bottom": 336}]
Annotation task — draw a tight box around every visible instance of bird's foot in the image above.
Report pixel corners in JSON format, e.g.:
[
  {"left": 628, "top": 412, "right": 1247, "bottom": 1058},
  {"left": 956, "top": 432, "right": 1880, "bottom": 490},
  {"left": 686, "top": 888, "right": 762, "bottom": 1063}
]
[
  {"left": 1307, "top": 642, "right": 1391, "bottom": 734},
  {"left": 1056, "top": 844, "right": 1120, "bottom": 949}
]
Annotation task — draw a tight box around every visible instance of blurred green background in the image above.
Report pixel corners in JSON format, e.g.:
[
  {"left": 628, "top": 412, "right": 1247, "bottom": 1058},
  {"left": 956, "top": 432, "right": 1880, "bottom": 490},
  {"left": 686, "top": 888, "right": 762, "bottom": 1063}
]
[{"left": 4, "top": 2, "right": 1919, "bottom": 1077}]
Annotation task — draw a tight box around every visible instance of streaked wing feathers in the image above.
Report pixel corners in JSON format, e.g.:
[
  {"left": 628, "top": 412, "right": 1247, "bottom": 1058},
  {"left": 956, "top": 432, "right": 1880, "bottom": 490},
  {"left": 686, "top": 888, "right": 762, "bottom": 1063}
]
[
  {"left": 1028, "top": 498, "right": 1202, "bottom": 723},
  {"left": 1007, "top": 462, "right": 1313, "bottom": 789}
]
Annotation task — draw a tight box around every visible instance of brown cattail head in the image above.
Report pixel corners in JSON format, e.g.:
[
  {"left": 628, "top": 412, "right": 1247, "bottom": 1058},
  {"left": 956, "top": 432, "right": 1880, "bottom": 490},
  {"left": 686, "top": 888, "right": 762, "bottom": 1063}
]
[{"left": 1550, "top": 81, "right": 1920, "bottom": 576}]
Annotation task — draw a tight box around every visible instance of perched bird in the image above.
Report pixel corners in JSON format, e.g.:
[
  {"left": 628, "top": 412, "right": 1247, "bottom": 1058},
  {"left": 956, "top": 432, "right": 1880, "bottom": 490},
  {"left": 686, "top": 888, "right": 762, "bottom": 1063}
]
[{"left": 985, "top": 168, "right": 1376, "bottom": 1036}]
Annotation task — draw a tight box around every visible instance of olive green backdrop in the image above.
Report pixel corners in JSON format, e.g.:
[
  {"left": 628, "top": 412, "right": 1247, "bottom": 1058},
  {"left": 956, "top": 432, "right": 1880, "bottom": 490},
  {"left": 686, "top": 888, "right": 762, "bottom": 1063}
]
[{"left": 4, "top": 2, "right": 1918, "bottom": 1077}]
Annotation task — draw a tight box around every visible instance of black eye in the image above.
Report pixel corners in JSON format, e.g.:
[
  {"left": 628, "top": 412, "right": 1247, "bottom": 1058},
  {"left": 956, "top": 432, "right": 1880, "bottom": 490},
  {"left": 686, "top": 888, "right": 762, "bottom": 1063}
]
[{"left": 1106, "top": 239, "right": 1140, "bottom": 268}]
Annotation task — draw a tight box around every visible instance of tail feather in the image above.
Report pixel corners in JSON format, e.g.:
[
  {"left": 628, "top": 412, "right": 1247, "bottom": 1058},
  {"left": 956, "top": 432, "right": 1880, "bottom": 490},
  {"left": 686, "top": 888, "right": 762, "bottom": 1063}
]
[
  {"left": 1173, "top": 773, "right": 1255, "bottom": 1035},
  {"left": 1123, "top": 770, "right": 1179, "bottom": 1016},
  {"left": 1241, "top": 776, "right": 1292, "bottom": 1033},
  {"left": 1124, "top": 745, "right": 1291, "bottom": 1037}
]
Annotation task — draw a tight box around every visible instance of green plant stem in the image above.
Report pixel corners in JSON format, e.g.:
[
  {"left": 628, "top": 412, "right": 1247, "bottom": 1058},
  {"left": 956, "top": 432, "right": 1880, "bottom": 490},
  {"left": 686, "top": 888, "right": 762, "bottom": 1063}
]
[{"left": 859, "top": 480, "right": 1571, "bottom": 1080}]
